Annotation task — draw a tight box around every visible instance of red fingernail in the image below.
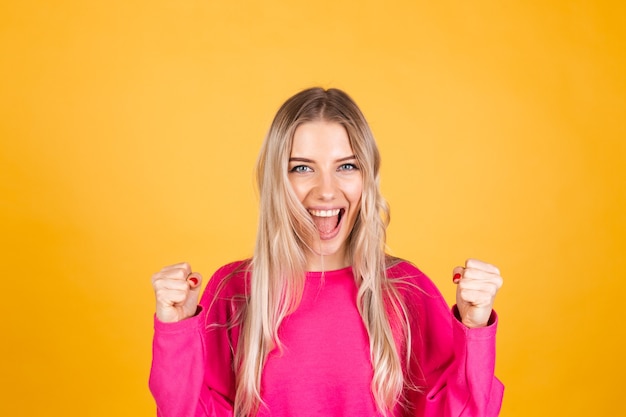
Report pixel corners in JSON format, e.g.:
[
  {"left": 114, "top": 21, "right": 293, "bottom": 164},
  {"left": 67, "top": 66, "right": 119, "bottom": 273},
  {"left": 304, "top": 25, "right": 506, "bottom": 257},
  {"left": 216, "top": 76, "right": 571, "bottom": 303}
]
[
  {"left": 453, "top": 273, "right": 462, "bottom": 283},
  {"left": 189, "top": 277, "right": 198, "bottom": 286}
]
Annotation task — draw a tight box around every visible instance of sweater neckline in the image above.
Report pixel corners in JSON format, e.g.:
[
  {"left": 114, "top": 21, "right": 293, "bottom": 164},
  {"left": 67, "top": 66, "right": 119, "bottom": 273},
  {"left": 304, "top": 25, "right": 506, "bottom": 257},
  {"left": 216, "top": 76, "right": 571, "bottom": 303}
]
[{"left": 305, "top": 266, "right": 353, "bottom": 279}]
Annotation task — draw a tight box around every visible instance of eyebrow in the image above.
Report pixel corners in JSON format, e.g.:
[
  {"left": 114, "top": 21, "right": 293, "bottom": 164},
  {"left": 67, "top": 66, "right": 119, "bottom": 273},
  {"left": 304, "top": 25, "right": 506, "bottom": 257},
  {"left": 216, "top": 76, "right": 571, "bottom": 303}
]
[{"left": 288, "top": 155, "right": 357, "bottom": 163}]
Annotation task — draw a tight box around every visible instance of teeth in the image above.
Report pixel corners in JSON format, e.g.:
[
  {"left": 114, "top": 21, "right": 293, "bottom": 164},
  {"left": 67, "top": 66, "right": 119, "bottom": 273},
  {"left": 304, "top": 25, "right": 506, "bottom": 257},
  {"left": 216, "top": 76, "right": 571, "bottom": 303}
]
[{"left": 308, "top": 209, "right": 341, "bottom": 217}]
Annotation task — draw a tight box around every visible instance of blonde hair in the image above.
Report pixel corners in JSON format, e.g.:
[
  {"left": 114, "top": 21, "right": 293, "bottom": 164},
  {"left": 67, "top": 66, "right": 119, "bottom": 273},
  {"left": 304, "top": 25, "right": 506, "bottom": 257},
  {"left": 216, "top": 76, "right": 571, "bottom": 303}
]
[{"left": 235, "top": 88, "right": 409, "bottom": 416}]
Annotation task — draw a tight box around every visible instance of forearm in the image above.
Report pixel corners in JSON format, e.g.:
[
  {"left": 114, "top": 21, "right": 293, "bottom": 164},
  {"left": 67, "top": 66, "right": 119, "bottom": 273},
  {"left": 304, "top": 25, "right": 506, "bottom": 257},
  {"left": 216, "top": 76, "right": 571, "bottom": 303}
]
[{"left": 420, "top": 309, "right": 503, "bottom": 417}]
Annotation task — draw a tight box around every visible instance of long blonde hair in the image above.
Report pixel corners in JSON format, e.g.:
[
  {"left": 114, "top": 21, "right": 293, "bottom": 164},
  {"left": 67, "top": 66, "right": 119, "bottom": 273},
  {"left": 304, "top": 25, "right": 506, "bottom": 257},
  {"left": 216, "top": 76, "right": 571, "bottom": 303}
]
[{"left": 235, "top": 88, "right": 409, "bottom": 416}]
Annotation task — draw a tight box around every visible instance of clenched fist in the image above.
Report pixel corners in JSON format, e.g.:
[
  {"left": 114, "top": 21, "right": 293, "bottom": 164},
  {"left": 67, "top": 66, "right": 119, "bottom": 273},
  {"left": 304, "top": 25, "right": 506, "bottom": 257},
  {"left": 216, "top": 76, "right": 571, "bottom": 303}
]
[
  {"left": 453, "top": 259, "right": 503, "bottom": 328},
  {"left": 151, "top": 262, "right": 203, "bottom": 323}
]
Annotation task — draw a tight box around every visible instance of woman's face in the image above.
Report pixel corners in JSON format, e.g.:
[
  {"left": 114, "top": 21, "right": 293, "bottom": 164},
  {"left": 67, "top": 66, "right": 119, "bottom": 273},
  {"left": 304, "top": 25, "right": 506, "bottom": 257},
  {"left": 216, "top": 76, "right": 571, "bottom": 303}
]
[{"left": 288, "top": 120, "right": 363, "bottom": 271}]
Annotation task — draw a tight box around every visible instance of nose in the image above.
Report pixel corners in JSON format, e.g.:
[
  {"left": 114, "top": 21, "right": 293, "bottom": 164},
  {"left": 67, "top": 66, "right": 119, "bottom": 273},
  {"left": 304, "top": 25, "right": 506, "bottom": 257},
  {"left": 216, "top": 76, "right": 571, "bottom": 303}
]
[{"left": 314, "top": 171, "right": 337, "bottom": 201}]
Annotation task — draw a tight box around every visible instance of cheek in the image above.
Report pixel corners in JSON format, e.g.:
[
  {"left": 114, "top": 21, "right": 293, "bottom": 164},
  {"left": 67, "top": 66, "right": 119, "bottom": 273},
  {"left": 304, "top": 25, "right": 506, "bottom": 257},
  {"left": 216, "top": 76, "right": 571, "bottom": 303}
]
[
  {"left": 346, "top": 180, "right": 364, "bottom": 208},
  {"left": 288, "top": 177, "right": 308, "bottom": 202}
]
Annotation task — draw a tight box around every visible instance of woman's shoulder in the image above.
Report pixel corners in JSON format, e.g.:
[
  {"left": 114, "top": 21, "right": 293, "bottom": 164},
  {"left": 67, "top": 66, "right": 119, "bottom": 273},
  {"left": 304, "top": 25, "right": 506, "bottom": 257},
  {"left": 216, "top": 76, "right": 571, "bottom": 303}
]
[
  {"left": 211, "top": 259, "right": 251, "bottom": 279},
  {"left": 385, "top": 256, "right": 443, "bottom": 298},
  {"left": 202, "top": 259, "right": 251, "bottom": 298},
  {"left": 385, "top": 256, "right": 428, "bottom": 281}
]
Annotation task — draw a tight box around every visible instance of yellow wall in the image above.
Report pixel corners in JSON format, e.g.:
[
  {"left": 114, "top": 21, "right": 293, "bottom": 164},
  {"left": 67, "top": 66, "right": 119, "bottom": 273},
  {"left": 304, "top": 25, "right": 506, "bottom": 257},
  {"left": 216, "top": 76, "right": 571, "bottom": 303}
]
[{"left": 1, "top": 1, "right": 624, "bottom": 415}]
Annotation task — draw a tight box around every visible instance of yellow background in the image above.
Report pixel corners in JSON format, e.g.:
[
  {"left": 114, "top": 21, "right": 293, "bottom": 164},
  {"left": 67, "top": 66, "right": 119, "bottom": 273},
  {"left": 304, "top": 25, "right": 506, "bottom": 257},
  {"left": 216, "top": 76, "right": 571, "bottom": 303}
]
[{"left": 1, "top": 1, "right": 624, "bottom": 415}]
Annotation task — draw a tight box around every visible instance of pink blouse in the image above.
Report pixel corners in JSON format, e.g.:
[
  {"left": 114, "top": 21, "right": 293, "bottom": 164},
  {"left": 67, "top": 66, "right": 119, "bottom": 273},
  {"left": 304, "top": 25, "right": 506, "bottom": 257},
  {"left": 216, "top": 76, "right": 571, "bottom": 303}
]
[{"left": 149, "top": 260, "right": 504, "bottom": 416}]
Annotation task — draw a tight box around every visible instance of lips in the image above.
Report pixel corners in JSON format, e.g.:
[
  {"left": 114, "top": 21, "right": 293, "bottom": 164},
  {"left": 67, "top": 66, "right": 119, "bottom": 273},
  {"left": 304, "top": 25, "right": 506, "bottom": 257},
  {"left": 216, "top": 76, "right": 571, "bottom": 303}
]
[{"left": 308, "top": 208, "right": 344, "bottom": 240}]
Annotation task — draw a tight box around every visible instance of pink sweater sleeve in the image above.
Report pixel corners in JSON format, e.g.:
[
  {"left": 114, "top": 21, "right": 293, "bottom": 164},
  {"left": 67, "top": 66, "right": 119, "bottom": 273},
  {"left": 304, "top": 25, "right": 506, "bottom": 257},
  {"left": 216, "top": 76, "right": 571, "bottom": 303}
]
[
  {"left": 149, "top": 263, "right": 244, "bottom": 417},
  {"left": 393, "top": 262, "right": 504, "bottom": 417},
  {"left": 418, "top": 309, "right": 504, "bottom": 416}
]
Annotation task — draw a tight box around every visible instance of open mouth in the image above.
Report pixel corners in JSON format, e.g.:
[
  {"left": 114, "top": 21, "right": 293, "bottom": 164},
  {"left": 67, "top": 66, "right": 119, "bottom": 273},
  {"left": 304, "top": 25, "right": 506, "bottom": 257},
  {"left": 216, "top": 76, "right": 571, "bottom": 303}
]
[{"left": 308, "top": 208, "right": 345, "bottom": 239}]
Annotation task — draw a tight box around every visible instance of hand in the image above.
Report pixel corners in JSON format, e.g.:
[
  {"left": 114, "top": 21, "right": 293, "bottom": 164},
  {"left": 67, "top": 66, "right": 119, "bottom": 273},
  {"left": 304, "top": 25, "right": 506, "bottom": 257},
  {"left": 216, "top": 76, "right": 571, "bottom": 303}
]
[
  {"left": 151, "top": 262, "right": 203, "bottom": 323},
  {"left": 453, "top": 259, "right": 503, "bottom": 328}
]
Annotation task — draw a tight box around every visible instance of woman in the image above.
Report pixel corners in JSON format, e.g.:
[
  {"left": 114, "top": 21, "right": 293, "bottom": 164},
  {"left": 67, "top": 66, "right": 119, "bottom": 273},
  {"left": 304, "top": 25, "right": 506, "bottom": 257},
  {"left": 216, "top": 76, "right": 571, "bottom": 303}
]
[{"left": 150, "top": 88, "right": 504, "bottom": 417}]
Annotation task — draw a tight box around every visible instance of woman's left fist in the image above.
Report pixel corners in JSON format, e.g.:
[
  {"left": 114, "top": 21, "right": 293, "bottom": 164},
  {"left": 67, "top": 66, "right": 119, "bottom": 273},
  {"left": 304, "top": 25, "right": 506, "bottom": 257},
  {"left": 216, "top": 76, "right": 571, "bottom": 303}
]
[{"left": 453, "top": 259, "right": 503, "bottom": 328}]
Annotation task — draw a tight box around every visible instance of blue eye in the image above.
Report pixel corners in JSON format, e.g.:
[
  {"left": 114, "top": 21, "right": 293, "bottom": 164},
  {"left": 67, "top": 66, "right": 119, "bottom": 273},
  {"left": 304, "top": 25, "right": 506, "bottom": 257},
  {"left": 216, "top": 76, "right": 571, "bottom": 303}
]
[
  {"left": 338, "top": 163, "right": 358, "bottom": 171},
  {"left": 290, "top": 165, "right": 312, "bottom": 173}
]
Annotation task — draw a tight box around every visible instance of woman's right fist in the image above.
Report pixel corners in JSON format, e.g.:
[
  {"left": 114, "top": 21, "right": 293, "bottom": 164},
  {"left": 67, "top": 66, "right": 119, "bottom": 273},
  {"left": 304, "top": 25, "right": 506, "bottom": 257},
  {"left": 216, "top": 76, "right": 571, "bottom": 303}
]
[{"left": 151, "top": 262, "right": 203, "bottom": 323}]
